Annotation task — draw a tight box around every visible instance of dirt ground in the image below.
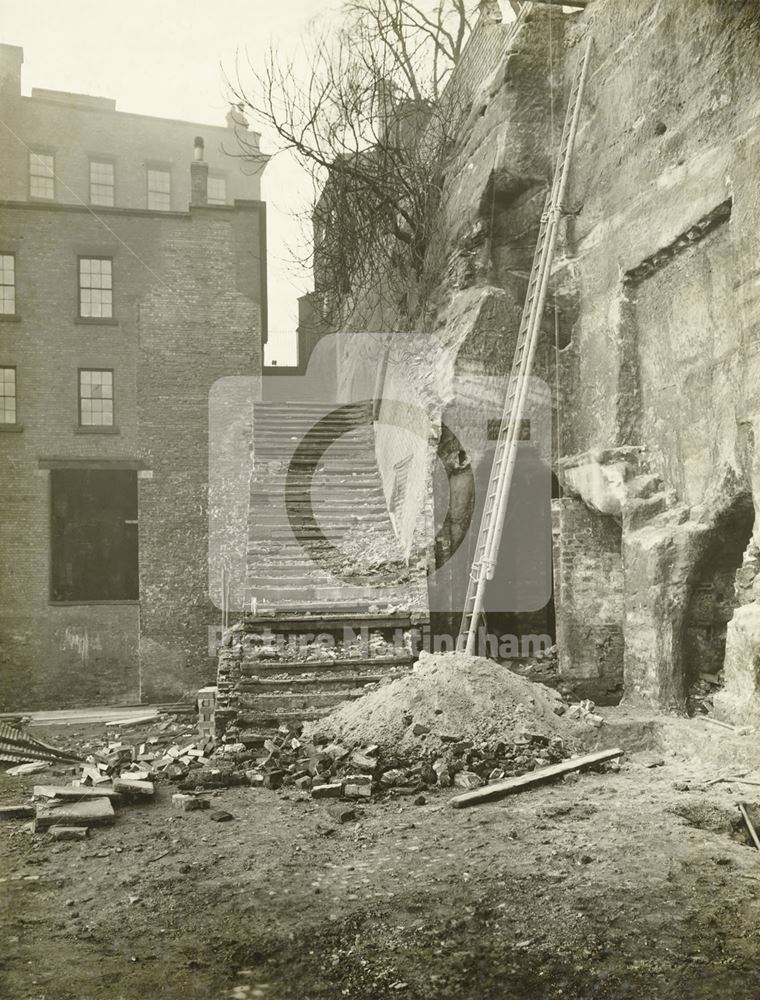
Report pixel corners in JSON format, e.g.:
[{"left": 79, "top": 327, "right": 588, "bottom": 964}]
[{"left": 3, "top": 711, "right": 760, "bottom": 1000}]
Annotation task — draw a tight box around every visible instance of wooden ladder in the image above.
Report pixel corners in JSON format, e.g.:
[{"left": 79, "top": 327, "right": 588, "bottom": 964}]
[{"left": 457, "top": 35, "right": 593, "bottom": 655}]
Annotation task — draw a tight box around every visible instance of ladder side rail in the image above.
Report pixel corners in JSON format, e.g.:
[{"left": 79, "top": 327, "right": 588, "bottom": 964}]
[
  {"left": 483, "top": 37, "right": 593, "bottom": 575},
  {"left": 458, "top": 184, "right": 560, "bottom": 647},
  {"left": 455, "top": 198, "right": 552, "bottom": 641},
  {"left": 481, "top": 205, "right": 560, "bottom": 572},
  {"left": 458, "top": 206, "right": 558, "bottom": 653}
]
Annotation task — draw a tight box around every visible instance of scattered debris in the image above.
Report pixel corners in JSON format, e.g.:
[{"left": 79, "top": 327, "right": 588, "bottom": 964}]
[
  {"left": 6, "top": 761, "right": 49, "bottom": 777},
  {"left": 209, "top": 810, "right": 234, "bottom": 823},
  {"left": 564, "top": 700, "right": 605, "bottom": 728}
]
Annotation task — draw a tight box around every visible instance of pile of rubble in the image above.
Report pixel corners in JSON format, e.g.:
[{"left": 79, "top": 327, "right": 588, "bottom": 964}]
[
  {"left": 1, "top": 653, "right": 622, "bottom": 830},
  {"left": 303, "top": 650, "right": 575, "bottom": 751},
  {"left": 201, "top": 652, "right": 601, "bottom": 802},
  {"left": 690, "top": 671, "right": 724, "bottom": 716},
  {"left": 189, "top": 723, "right": 578, "bottom": 802},
  {"left": 220, "top": 622, "right": 416, "bottom": 664}
]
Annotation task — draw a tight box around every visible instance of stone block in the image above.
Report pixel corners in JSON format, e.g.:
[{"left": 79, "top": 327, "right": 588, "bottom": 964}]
[
  {"left": 50, "top": 826, "right": 88, "bottom": 841},
  {"left": 311, "top": 782, "right": 343, "bottom": 799}
]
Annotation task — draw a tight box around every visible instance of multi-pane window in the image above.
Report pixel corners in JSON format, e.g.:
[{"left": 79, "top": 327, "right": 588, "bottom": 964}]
[
  {"left": 79, "top": 369, "right": 114, "bottom": 427},
  {"left": 79, "top": 257, "right": 113, "bottom": 318},
  {"left": 207, "top": 176, "right": 227, "bottom": 205},
  {"left": 147, "top": 168, "right": 171, "bottom": 210},
  {"left": 29, "top": 152, "right": 54, "bottom": 199},
  {"left": 0, "top": 255, "right": 15, "bottom": 315},
  {"left": 0, "top": 367, "right": 17, "bottom": 424},
  {"left": 90, "top": 161, "right": 114, "bottom": 206}
]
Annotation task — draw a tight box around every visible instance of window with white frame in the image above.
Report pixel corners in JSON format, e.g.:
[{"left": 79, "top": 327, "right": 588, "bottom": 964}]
[
  {"left": 0, "top": 255, "right": 15, "bottom": 315},
  {"left": 207, "top": 176, "right": 227, "bottom": 205},
  {"left": 90, "top": 161, "right": 115, "bottom": 206},
  {"left": 147, "top": 168, "right": 171, "bottom": 210},
  {"left": 29, "top": 151, "right": 54, "bottom": 199},
  {"left": 79, "top": 369, "right": 113, "bottom": 427},
  {"left": 78, "top": 257, "right": 113, "bottom": 318},
  {"left": 0, "top": 367, "right": 17, "bottom": 424}
]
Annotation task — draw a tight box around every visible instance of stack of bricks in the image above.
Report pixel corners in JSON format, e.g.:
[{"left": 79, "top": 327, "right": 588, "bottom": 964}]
[{"left": 197, "top": 685, "right": 218, "bottom": 741}]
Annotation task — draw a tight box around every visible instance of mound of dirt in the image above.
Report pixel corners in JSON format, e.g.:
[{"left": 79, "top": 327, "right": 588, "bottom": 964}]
[{"left": 307, "top": 651, "right": 583, "bottom": 751}]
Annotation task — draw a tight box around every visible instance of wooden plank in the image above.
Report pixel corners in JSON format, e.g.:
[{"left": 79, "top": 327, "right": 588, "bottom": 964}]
[
  {"left": 739, "top": 802, "right": 760, "bottom": 850},
  {"left": 34, "top": 797, "right": 115, "bottom": 831},
  {"left": 0, "top": 804, "right": 35, "bottom": 820},
  {"left": 699, "top": 716, "right": 735, "bottom": 731},
  {"left": 450, "top": 747, "right": 624, "bottom": 808}
]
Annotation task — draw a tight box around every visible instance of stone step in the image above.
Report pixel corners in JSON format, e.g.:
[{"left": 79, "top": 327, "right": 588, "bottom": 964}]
[
  {"left": 248, "top": 530, "right": 395, "bottom": 543},
  {"left": 252, "top": 493, "right": 386, "bottom": 504},
  {"left": 255, "top": 455, "right": 377, "bottom": 466},
  {"left": 250, "top": 514, "right": 390, "bottom": 527},
  {"left": 249, "top": 508, "right": 388, "bottom": 521},
  {"left": 247, "top": 587, "right": 394, "bottom": 603},
  {"left": 247, "top": 571, "right": 391, "bottom": 585},
  {"left": 236, "top": 669, "right": 409, "bottom": 690},
  {"left": 253, "top": 421, "right": 373, "bottom": 433},
  {"left": 254, "top": 402, "right": 371, "bottom": 414},
  {"left": 236, "top": 655, "right": 414, "bottom": 677},
  {"left": 250, "top": 490, "right": 385, "bottom": 502},
  {"left": 251, "top": 477, "right": 382, "bottom": 487},
  {"left": 242, "top": 611, "right": 423, "bottom": 629},
  {"left": 234, "top": 707, "right": 334, "bottom": 727},
  {"left": 253, "top": 441, "right": 374, "bottom": 451},
  {"left": 235, "top": 689, "right": 370, "bottom": 712}
]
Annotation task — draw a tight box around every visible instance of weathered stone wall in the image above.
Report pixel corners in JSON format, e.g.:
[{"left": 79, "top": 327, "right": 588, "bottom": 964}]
[
  {"left": 552, "top": 498, "right": 624, "bottom": 703},
  {"left": 555, "top": 0, "right": 760, "bottom": 712}
]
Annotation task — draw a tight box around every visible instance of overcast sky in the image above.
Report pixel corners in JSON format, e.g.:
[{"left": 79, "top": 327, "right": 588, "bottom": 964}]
[{"left": 0, "top": 0, "right": 346, "bottom": 363}]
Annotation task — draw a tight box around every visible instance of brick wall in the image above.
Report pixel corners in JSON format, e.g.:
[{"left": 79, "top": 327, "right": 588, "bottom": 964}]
[
  {"left": 0, "top": 198, "right": 263, "bottom": 709},
  {"left": 0, "top": 67, "right": 265, "bottom": 210},
  {"left": 552, "top": 498, "right": 624, "bottom": 703},
  {"left": 443, "top": 11, "right": 516, "bottom": 110}
]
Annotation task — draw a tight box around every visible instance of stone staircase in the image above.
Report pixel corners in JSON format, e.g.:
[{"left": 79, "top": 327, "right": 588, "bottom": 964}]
[{"left": 216, "top": 400, "right": 428, "bottom": 737}]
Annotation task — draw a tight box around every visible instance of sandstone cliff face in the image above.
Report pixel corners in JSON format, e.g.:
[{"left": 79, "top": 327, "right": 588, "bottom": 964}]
[
  {"left": 335, "top": 0, "right": 760, "bottom": 717},
  {"left": 557, "top": 0, "right": 760, "bottom": 713}
]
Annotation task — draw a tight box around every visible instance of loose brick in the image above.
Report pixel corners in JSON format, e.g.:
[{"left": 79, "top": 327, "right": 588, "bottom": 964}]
[{"left": 311, "top": 782, "right": 343, "bottom": 799}]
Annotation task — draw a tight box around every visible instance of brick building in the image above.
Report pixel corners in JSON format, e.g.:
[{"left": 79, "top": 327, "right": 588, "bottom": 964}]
[{"left": 0, "top": 44, "right": 268, "bottom": 709}]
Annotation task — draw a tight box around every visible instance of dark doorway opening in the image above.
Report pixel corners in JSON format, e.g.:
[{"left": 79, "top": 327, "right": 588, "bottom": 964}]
[
  {"left": 50, "top": 469, "right": 138, "bottom": 602},
  {"left": 684, "top": 494, "right": 755, "bottom": 711}
]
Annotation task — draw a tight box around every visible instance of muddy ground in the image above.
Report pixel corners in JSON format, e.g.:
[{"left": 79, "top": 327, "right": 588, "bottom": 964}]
[{"left": 2, "top": 711, "right": 760, "bottom": 1000}]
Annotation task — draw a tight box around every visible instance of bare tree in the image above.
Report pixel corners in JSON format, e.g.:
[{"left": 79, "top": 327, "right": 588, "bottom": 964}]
[{"left": 228, "top": 0, "right": 483, "bottom": 328}]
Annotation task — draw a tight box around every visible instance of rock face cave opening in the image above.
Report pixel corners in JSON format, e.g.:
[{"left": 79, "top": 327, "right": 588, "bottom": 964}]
[{"left": 684, "top": 493, "right": 756, "bottom": 712}]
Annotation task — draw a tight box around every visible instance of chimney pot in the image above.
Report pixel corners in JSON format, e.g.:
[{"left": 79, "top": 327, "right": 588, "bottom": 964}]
[{"left": 190, "top": 138, "right": 208, "bottom": 206}]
